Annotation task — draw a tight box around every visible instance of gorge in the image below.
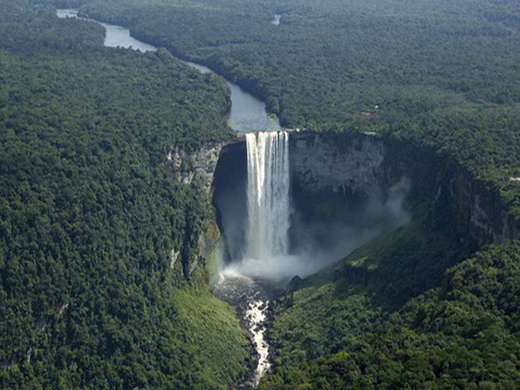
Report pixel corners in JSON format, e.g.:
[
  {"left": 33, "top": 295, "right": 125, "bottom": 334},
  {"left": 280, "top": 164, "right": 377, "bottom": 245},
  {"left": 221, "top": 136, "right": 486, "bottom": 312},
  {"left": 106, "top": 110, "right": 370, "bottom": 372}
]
[
  {"left": 2, "top": 2, "right": 519, "bottom": 389},
  {"left": 214, "top": 131, "right": 519, "bottom": 275},
  {"left": 56, "top": 6, "right": 520, "bottom": 387},
  {"left": 209, "top": 127, "right": 519, "bottom": 386}
]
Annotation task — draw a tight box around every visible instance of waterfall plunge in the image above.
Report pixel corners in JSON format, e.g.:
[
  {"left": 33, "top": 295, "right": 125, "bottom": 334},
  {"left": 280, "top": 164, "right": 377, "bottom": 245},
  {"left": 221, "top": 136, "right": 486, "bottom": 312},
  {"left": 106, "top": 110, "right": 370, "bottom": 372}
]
[
  {"left": 217, "top": 131, "right": 290, "bottom": 388},
  {"left": 245, "top": 131, "right": 290, "bottom": 262}
]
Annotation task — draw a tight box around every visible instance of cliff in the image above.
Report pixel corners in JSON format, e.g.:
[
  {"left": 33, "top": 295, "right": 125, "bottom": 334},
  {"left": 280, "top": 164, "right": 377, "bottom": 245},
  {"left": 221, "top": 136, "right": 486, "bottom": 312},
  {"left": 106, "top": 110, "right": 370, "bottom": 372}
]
[
  {"left": 289, "top": 131, "right": 519, "bottom": 246},
  {"left": 168, "top": 143, "right": 223, "bottom": 193},
  {"left": 167, "top": 139, "right": 246, "bottom": 276}
]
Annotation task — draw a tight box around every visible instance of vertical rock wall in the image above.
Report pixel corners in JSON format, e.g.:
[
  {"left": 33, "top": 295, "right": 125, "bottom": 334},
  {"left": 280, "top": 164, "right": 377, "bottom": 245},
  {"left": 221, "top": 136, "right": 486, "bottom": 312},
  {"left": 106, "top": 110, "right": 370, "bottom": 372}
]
[
  {"left": 290, "top": 132, "right": 386, "bottom": 197},
  {"left": 289, "top": 131, "right": 519, "bottom": 246}
]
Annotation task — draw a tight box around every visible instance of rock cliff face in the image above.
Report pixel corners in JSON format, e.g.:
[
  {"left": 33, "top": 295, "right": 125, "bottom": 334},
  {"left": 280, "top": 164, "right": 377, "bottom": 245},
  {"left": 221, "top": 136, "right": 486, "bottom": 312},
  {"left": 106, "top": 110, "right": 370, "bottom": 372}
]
[
  {"left": 211, "top": 139, "right": 248, "bottom": 263},
  {"left": 166, "top": 139, "right": 245, "bottom": 276},
  {"left": 209, "top": 130, "right": 518, "bottom": 274},
  {"left": 168, "top": 143, "right": 223, "bottom": 193},
  {"left": 289, "top": 132, "right": 385, "bottom": 197},
  {"left": 165, "top": 143, "right": 222, "bottom": 276},
  {"left": 289, "top": 131, "right": 519, "bottom": 246}
]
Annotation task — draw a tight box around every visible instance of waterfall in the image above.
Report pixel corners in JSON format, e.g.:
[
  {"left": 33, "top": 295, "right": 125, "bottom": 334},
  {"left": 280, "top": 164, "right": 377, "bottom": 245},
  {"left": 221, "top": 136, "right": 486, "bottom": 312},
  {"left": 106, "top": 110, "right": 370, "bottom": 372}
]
[{"left": 245, "top": 131, "right": 290, "bottom": 261}]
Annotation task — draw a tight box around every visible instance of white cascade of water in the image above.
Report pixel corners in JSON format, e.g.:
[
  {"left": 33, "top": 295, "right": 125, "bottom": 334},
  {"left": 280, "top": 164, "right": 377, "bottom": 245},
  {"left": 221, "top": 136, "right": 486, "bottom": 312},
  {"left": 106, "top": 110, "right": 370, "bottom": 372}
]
[{"left": 245, "top": 131, "right": 290, "bottom": 261}]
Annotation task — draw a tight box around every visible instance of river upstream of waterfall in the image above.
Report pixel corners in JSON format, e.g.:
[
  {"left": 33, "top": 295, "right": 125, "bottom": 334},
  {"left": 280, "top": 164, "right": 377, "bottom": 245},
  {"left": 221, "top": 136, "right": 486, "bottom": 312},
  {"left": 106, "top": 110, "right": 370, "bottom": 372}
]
[
  {"left": 57, "top": 9, "right": 281, "bottom": 388},
  {"left": 57, "top": 9, "right": 280, "bottom": 134}
]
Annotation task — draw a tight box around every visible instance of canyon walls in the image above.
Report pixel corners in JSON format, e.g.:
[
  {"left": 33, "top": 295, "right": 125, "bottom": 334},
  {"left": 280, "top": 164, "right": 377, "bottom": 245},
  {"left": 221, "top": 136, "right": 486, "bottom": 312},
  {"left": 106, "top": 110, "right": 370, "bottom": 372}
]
[
  {"left": 289, "top": 131, "right": 519, "bottom": 246},
  {"left": 179, "top": 130, "right": 518, "bottom": 277}
]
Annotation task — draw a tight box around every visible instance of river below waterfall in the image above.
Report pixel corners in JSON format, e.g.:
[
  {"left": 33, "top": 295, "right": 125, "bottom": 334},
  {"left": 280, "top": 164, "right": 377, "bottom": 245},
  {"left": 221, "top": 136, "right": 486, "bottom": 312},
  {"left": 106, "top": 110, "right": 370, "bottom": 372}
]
[
  {"left": 214, "top": 274, "right": 272, "bottom": 388},
  {"left": 57, "top": 9, "right": 280, "bottom": 133}
]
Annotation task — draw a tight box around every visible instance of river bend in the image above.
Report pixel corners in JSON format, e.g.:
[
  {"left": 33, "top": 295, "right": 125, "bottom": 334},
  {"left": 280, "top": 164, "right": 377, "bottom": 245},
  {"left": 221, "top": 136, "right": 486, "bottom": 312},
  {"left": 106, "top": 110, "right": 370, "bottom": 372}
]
[{"left": 57, "top": 9, "right": 280, "bottom": 133}]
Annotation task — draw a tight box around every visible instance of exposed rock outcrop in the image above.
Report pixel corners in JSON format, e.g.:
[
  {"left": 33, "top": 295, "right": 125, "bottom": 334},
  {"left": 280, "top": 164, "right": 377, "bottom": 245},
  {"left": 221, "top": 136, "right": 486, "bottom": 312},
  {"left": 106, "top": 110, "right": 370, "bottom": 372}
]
[
  {"left": 167, "top": 140, "right": 242, "bottom": 276},
  {"left": 170, "top": 249, "right": 180, "bottom": 270},
  {"left": 289, "top": 131, "right": 519, "bottom": 246},
  {"left": 290, "top": 132, "right": 385, "bottom": 197},
  {"left": 214, "top": 131, "right": 519, "bottom": 248},
  {"left": 168, "top": 143, "right": 223, "bottom": 193}
]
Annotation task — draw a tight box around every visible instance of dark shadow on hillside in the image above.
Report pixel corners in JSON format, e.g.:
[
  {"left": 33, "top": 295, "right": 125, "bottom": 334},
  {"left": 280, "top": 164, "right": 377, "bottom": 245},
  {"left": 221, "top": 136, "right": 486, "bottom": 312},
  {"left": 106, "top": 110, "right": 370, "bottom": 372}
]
[{"left": 294, "top": 214, "right": 478, "bottom": 312}]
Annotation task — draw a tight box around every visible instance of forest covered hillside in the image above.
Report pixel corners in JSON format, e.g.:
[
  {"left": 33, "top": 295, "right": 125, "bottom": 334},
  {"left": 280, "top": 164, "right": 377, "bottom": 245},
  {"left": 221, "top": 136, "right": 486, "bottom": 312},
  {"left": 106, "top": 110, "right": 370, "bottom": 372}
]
[
  {"left": 50, "top": 0, "right": 520, "bottom": 388},
  {"left": 261, "top": 240, "right": 520, "bottom": 389},
  {"left": 0, "top": 1, "right": 249, "bottom": 389}
]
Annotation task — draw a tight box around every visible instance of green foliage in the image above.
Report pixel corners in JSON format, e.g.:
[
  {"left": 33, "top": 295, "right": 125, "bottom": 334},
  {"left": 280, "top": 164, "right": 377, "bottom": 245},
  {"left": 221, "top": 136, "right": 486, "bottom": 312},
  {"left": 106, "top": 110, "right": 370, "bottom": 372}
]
[
  {"left": 0, "top": 1, "right": 247, "bottom": 388},
  {"left": 3, "top": 0, "right": 520, "bottom": 388},
  {"left": 263, "top": 202, "right": 520, "bottom": 388},
  {"left": 63, "top": 0, "right": 520, "bottom": 220},
  {"left": 266, "top": 215, "right": 469, "bottom": 374},
  {"left": 342, "top": 217, "right": 475, "bottom": 308},
  {"left": 260, "top": 241, "right": 520, "bottom": 389},
  {"left": 271, "top": 283, "right": 384, "bottom": 369}
]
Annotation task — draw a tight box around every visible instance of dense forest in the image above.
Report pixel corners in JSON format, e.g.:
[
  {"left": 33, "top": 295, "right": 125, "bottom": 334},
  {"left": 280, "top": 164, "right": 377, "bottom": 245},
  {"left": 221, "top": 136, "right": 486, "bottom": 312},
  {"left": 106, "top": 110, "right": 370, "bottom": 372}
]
[
  {"left": 2, "top": 0, "right": 520, "bottom": 388},
  {"left": 260, "top": 240, "right": 520, "bottom": 389},
  {"left": 0, "top": 1, "right": 249, "bottom": 389},
  {"left": 48, "top": 0, "right": 520, "bottom": 220},
  {"left": 54, "top": 0, "right": 519, "bottom": 388}
]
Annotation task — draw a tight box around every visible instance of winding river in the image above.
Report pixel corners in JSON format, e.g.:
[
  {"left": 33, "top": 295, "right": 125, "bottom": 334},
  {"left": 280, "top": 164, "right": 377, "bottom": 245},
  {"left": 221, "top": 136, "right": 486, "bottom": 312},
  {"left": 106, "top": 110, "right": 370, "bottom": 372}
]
[
  {"left": 57, "top": 9, "right": 280, "bottom": 133},
  {"left": 57, "top": 8, "right": 274, "bottom": 387}
]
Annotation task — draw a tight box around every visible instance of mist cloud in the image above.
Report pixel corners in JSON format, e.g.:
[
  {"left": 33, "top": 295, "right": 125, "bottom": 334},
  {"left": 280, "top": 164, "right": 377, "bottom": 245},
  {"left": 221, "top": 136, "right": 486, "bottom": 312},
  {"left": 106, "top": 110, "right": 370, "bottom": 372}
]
[{"left": 218, "top": 177, "right": 411, "bottom": 284}]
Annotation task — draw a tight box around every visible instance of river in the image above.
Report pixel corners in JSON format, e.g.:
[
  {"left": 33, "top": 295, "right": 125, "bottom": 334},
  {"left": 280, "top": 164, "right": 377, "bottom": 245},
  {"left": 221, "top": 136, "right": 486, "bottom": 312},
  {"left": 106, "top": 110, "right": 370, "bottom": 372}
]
[
  {"left": 57, "top": 9, "right": 280, "bottom": 133},
  {"left": 57, "top": 8, "right": 275, "bottom": 388}
]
